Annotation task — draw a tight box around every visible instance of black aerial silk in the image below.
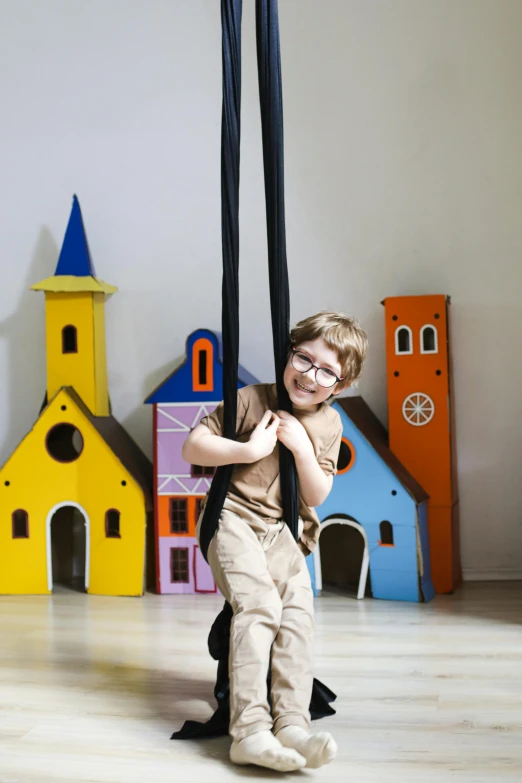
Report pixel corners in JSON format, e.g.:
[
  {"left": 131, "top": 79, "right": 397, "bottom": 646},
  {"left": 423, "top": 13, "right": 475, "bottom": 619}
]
[
  {"left": 172, "top": 602, "right": 337, "bottom": 740},
  {"left": 172, "top": 0, "right": 336, "bottom": 741},
  {"left": 198, "top": 0, "right": 298, "bottom": 564}
]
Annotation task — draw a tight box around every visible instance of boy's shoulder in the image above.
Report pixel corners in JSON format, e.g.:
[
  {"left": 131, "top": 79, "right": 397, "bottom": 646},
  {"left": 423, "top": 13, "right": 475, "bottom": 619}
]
[
  {"left": 238, "top": 383, "right": 274, "bottom": 401},
  {"left": 237, "top": 383, "right": 276, "bottom": 412},
  {"left": 321, "top": 399, "right": 343, "bottom": 432},
  {"left": 324, "top": 400, "right": 341, "bottom": 417}
]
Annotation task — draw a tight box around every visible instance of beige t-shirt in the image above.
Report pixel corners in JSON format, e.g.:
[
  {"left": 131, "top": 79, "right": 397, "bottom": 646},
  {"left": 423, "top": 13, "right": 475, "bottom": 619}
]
[{"left": 200, "top": 383, "right": 343, "bottom": 554}]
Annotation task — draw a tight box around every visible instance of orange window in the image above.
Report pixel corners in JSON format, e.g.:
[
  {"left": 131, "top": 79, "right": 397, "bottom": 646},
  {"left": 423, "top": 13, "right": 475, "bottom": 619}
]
[
  {"left": 169, "top": 499, "right": 189, "bottom": 533},
  {"left": 158, "top": 496, "right": 198, "bottom": 537},
  {"left": 192, "top": 338, "right": 214, "bottom": 392},
  {"left": 337, "top": 438, "right": 356, "bottom": 474}
]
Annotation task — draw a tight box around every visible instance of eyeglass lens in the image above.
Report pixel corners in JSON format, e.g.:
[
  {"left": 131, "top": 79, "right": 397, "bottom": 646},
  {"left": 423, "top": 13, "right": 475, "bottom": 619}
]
[{"left": 292, "top": 352, "right": 337, "bottom": 388}]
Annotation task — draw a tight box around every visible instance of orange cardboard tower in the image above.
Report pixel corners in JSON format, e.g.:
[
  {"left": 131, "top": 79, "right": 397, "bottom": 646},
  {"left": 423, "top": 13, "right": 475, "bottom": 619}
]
[{"left": 383, "top": 295, "right": 461, "bottom": 593}]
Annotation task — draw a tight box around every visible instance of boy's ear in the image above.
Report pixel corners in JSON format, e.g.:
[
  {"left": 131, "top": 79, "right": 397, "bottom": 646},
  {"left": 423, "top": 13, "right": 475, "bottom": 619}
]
[{"left": 332, "top": 381, "right": 349, "bottom": 397}]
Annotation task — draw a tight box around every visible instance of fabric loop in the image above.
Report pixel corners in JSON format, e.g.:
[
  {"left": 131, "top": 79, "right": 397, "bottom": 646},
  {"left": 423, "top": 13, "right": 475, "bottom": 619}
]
[{"left": 199, "top": 0, "right": 298, "bottom": 562}]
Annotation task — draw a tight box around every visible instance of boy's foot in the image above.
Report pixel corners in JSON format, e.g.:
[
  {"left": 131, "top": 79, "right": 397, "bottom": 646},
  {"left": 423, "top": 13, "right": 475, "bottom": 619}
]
[
  {"left": 230, "top": 730, "right": 307, "bottom": 772},
  {"left": 275, "top": 725, "right": 338, "bottom": 768}
]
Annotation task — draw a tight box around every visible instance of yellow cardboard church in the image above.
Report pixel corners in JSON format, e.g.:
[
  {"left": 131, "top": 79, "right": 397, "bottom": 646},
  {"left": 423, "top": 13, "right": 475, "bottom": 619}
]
[{"left": 0, "top": 196, "right": 153, "bottom": 596}]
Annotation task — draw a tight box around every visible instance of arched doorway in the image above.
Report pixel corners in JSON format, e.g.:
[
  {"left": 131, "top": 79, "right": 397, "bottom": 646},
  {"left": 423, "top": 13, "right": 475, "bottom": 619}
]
[
  {"left": 314, "top": 516, "right": 370, "bottom": 600},
  {"left": 46, "top": 502, "right": 90, "bottom": 592}
]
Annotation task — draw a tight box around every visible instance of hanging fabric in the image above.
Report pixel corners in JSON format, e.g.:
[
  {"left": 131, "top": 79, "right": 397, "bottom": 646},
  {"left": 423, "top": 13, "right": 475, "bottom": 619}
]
[
  {"left": 172, "top": 0, "right": 336, "bottom": 741},
  {"left": 256, "top": 0, "right": 300, "bottom": 540},
  {"left": 197, "top": 0, "right": 243, "bottom": 563},
  {"left": 198, "top": 0, "right": 298, "bottom": 564}
]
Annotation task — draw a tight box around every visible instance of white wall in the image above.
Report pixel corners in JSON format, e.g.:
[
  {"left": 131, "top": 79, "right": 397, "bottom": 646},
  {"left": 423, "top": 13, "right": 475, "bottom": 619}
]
[{"left": 1, "top": 0, "right": 521, "bottom": 580}]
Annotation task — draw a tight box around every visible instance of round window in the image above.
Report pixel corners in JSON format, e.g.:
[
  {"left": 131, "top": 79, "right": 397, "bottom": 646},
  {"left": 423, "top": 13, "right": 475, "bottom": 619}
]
[
  {"left": 337, "top": 438, "right": 355, "bottom": 474},
  {"left": 402, "top": 393, "right": 435, "bottom": 427},
  {"left": 46, "top": 424, "right": 84, "bottom": 463}
]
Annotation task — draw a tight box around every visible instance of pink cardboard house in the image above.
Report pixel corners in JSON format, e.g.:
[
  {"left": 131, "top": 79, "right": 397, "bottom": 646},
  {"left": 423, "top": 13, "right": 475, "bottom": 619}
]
[{"left": 145, "top": 329, "right": 258, "bottom": 594}]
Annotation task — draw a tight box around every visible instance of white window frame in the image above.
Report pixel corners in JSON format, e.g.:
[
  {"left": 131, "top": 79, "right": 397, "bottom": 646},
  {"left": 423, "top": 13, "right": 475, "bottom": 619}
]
[
  {"left": 394, "top": 325, "right": 413, "bottom": 355},
  {"left": 420, "top": 324, "right": 438, "bottom": 354}
]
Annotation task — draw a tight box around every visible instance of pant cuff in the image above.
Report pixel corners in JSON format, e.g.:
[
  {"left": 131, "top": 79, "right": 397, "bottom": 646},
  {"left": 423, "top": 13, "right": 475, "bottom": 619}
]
[
  {"left": 232, "top": 720, "right": 273, "bottom": 742},
  {"left": 273, "top": 714, "right": 310, "bottom": 734}
]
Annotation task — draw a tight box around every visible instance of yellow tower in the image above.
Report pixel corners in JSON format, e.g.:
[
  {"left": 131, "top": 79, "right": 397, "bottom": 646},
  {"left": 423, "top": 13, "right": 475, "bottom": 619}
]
[
  {"left": 31, "top": 195, "right": 117, "bottom": 416},
  {"left": 0, "top": 196, "right": 153, "bottom": 596}
]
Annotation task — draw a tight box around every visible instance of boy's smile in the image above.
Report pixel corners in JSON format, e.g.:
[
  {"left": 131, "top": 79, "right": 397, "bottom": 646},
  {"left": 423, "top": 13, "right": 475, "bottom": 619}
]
[{"left": 283, "top": 337, "right": 343, "bottom": 411}]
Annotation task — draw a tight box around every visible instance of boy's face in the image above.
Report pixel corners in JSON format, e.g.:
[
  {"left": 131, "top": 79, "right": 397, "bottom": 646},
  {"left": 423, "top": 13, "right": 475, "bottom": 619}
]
[{"left": 283, "top": 337, "right": 344, "bottom": 410}]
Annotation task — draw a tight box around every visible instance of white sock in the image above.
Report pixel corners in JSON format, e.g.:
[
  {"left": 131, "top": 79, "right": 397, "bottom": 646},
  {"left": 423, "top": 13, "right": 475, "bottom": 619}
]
[
  {"left": 275, "top": 725, "right": 338, "bottom": 768},
  {"left": 230, "top": 729, "right": 307, "bottom": 772}
]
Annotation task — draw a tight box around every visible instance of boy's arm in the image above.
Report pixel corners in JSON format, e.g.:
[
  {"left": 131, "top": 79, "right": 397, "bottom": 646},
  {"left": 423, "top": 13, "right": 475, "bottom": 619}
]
[
  {"left": 182, "top": 424, "right": 253, "bottom": 466},
  {"left": 182, "top": 410, "right": 280, "bottom": 467},
  {"left": 293, "top": 451, "right": 333, "bottom": 508},
  {"left": 276, "top": 411, "right": 334, "bottom": 507}
]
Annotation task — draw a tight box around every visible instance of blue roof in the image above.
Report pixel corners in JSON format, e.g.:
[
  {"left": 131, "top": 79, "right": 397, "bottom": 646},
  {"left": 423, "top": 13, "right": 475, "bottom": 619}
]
[
  {"left": 145, "top": 329, "right": 259, "bottom": 404},
  {"left": 55, "top": 195, "right": 96, "bottom": 277}
]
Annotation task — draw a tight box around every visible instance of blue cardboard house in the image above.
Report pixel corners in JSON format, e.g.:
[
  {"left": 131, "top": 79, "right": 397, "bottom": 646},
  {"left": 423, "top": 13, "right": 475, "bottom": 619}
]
[{"left": 310, "top": 396, "right": 435, "bottom": 603}]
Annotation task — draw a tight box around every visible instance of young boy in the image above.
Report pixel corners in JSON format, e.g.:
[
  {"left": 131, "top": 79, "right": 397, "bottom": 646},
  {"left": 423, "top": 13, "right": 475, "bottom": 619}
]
[{"left": 183, "top": 312, "right": 368, "bottom": 772}]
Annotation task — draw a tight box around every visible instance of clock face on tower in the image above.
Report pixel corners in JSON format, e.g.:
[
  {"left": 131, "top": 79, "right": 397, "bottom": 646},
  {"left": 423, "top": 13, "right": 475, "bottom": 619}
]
[{"left": 402, "top": 392, "right": 435, "bottom": 426}]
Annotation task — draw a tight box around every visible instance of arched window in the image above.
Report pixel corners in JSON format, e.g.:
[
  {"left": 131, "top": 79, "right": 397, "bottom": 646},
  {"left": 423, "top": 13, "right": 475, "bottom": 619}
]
[
  {"left": 105, "top": 509, "right": 121, "bottom": 538},
  {"left": 336, "top": 438, "right": 356, "bottom": 474},
  {"left": 192, "top": 338, "right": 214, "bottom": 392},
  {"left": 62, "top": 325, "right": 78, "bottom": 354},
  {"left": 379, "top": 520, "right": 394, "bottom": 546},
  {"left": 12, "top": 509, "right": 29, "bottom": 539},
  {"left": 420, "top": 325, "right": 438, "bottom": 354},
  {"left": 395, "top": 326, "right": 413, "bottom": 355}
]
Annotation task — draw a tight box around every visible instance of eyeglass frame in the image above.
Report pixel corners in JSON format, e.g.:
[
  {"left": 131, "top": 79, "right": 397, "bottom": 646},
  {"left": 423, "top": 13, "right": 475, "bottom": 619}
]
[{"left": 290, "top": 347, "right": 345, "bottom": 388}]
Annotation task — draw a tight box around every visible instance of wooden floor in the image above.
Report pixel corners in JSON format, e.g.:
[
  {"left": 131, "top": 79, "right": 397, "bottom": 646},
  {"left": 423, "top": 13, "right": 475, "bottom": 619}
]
[{"left": 1, "top": 582, "right": 521, "bottom": 783}]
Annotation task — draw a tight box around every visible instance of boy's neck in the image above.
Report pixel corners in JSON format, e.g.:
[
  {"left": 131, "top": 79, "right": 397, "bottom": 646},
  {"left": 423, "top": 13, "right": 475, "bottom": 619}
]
[{"left": 270, "top": 383, "right": 321, "bottom": 414}]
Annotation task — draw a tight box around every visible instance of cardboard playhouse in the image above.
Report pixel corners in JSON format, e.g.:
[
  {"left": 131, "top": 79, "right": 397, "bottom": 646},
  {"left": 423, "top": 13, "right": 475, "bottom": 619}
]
[
  {"left": 310, "top": 396, "right": 435, "bottom": 603},
  {"left": 312, "top": 294, "right": 459, "bottom": 601},
  {"left": 145, "top": 329, "right": 258, "bottom": 594},
  {"left": 143, "top": 295, "right": 458, "bottom": 603},
  {"left": 383, "top": 295, "right": 461, "bottom": 594},
  {"left": 0, "top": 196, "right": 153, "bottom": 597}
]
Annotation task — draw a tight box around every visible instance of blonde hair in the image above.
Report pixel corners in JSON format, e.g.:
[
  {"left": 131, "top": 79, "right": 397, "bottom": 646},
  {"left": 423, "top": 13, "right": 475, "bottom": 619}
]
[{"left": 290, "top": 311, "right": 368, "bottom": 391}]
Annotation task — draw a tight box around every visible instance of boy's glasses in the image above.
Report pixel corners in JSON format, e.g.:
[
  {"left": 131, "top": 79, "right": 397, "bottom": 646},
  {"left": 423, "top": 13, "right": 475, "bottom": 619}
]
[{"left": 290, "top": 348, "right": 344, "bottom": 388}]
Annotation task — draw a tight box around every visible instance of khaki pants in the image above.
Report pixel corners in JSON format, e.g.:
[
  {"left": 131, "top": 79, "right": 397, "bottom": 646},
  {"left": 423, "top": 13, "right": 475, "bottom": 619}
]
[{"left": 197, "top": 498, "right": 314, "bottom": 741}]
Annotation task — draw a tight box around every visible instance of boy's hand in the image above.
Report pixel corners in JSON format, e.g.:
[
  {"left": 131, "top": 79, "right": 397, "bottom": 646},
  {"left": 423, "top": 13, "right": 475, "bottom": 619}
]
[
  {"left": 276, "top": 411, "right": 314, "bottom": 459},
  {"left": 246, "top": 410, "right": 280, "bottom": 462}
]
